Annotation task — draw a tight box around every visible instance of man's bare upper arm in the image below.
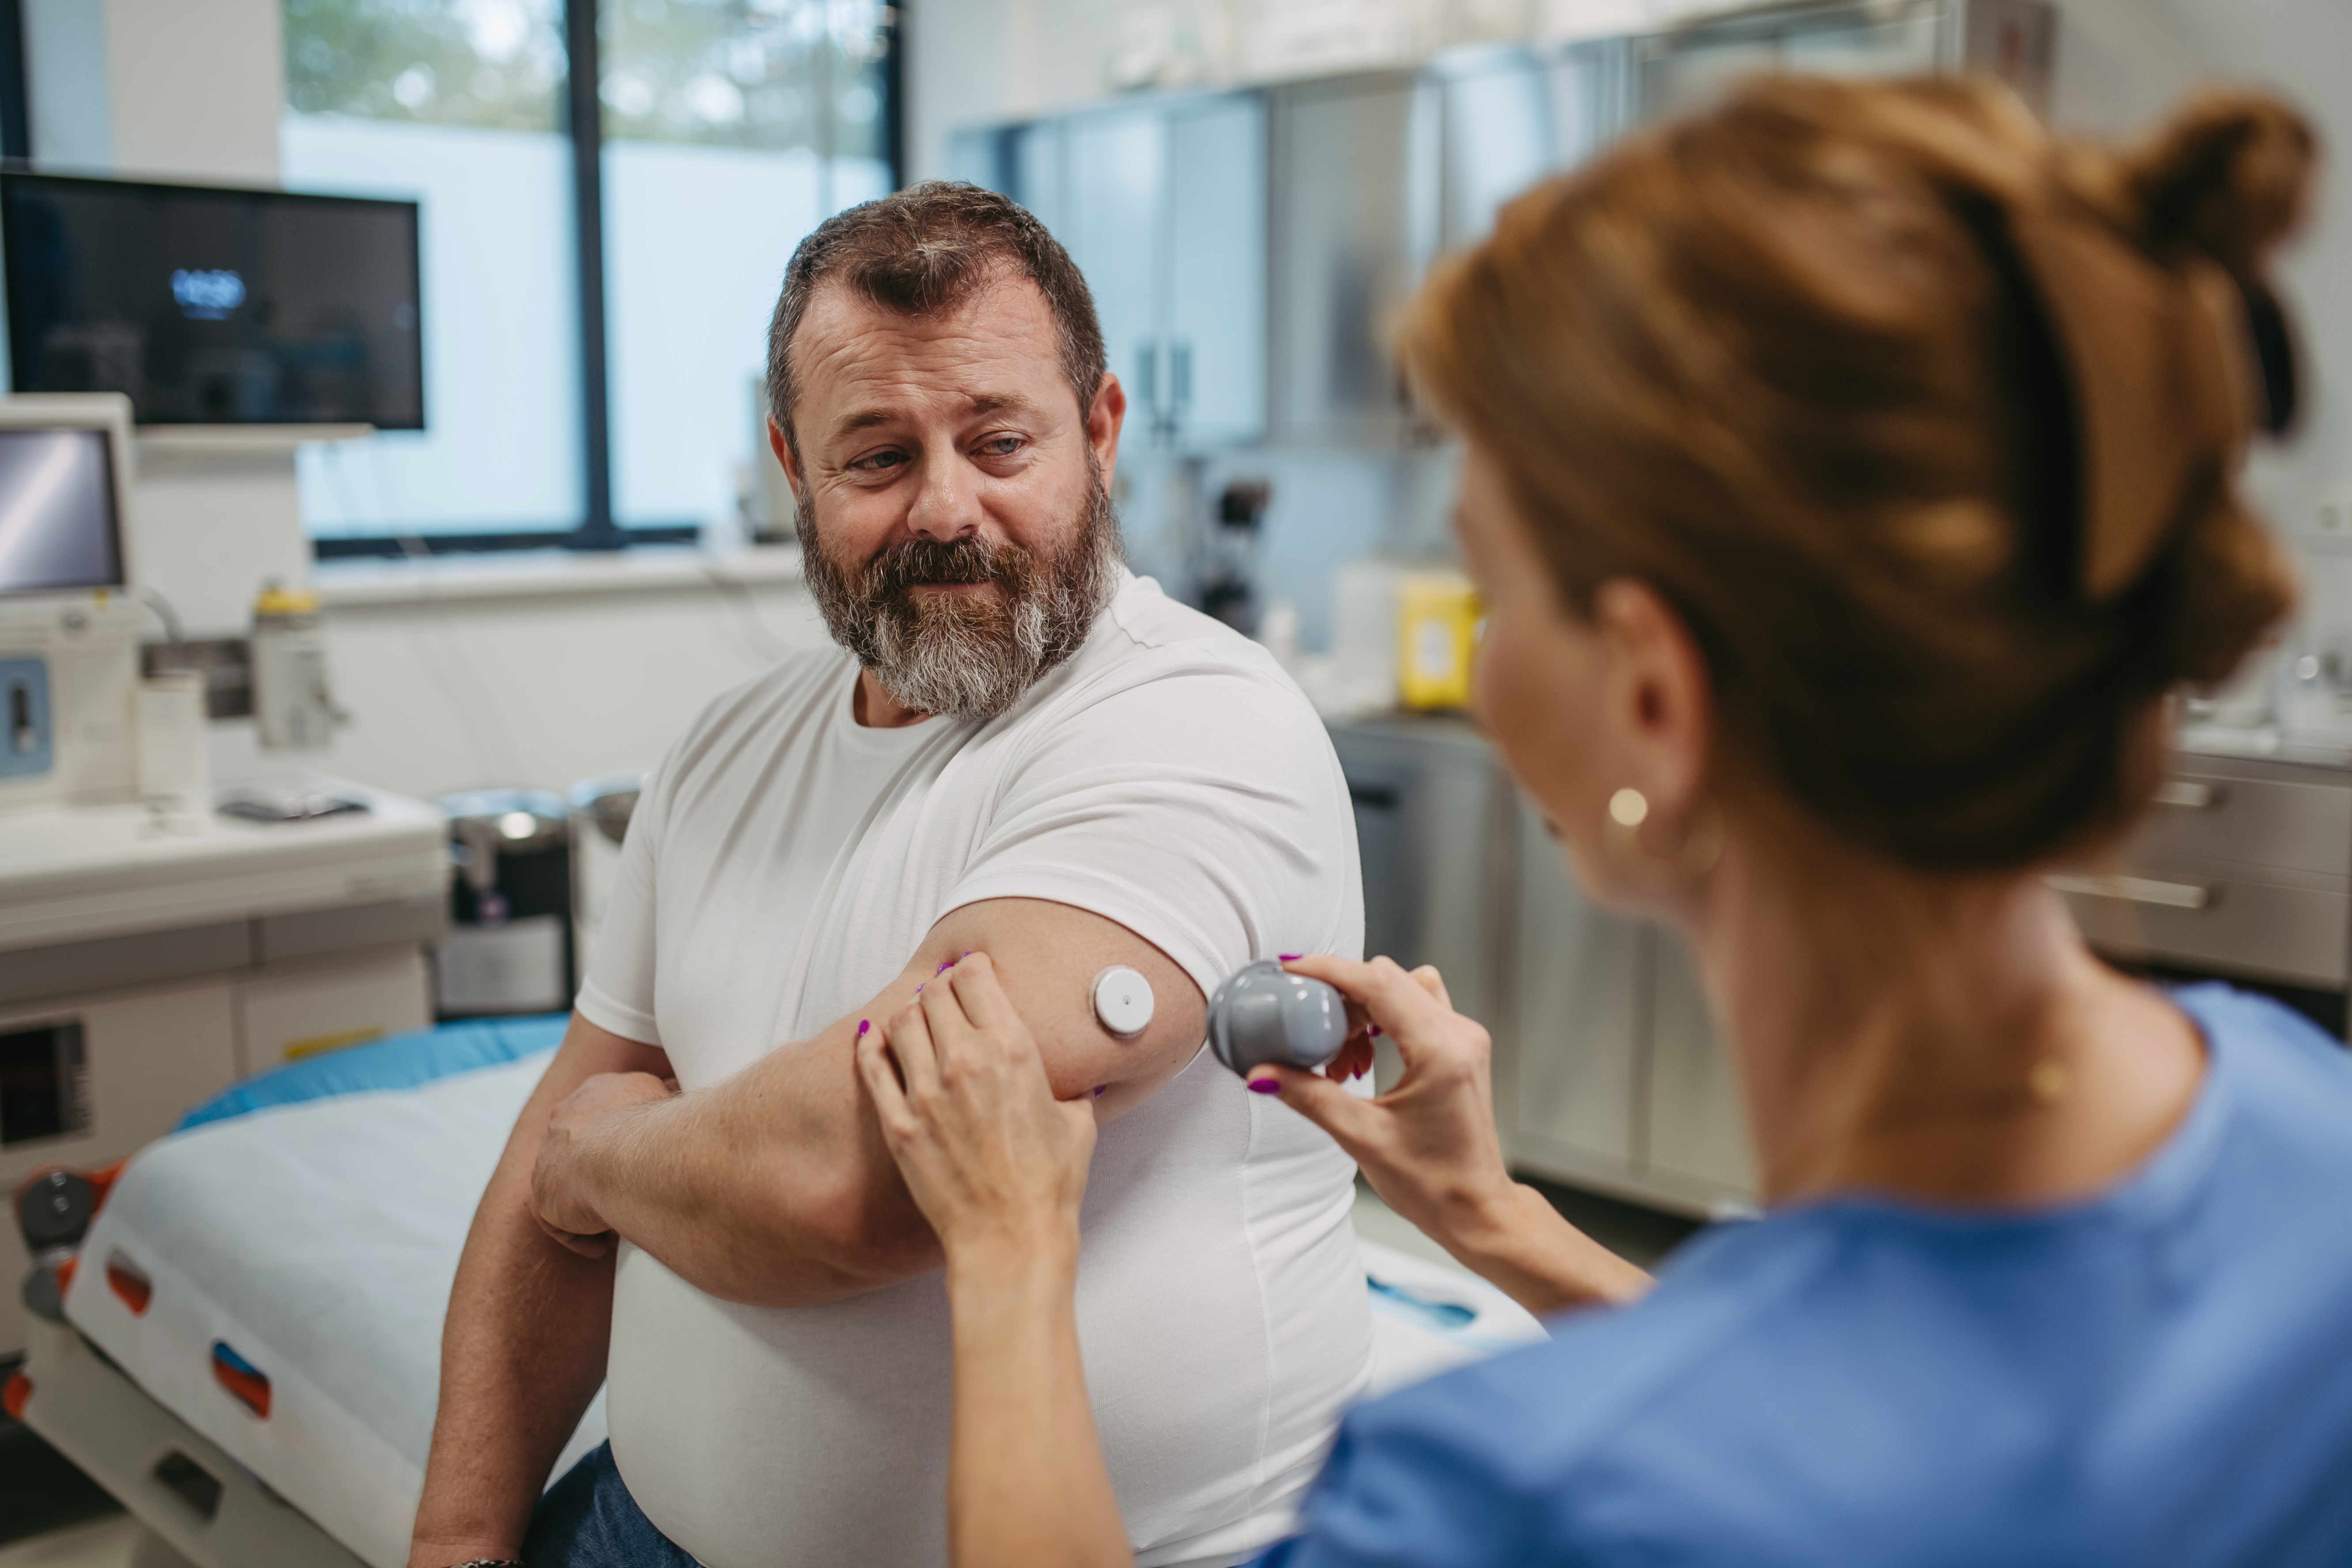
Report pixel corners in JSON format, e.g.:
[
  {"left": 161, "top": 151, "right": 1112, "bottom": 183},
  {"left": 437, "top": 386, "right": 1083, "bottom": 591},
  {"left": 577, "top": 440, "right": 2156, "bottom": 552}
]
[{"left": 911, "top": 898, "right": 1208, "bottom": 1117}]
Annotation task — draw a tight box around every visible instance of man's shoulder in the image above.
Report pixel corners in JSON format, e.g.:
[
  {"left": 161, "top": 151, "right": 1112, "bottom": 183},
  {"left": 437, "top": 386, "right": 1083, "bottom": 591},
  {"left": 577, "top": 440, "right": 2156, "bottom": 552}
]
[
  {"left": 667, "top": 644, "right": 855, "bottom": 766},
  {"left": 1056, "top": 572, "right": 1314, "bottom": 714}
]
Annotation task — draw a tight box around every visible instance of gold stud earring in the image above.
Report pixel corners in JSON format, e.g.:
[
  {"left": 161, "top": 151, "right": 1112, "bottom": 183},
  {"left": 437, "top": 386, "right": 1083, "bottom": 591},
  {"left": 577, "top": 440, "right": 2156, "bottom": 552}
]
[{"left": 1603, "top": 786, "right": 1724, "bottom": 883}]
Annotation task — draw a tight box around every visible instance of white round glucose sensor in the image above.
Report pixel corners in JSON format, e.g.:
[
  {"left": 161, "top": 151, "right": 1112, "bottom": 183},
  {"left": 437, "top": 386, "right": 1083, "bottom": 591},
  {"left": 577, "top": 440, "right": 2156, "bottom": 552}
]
[{"left": 1091, "top": 965, "right": 1155, "bottom": 1038}]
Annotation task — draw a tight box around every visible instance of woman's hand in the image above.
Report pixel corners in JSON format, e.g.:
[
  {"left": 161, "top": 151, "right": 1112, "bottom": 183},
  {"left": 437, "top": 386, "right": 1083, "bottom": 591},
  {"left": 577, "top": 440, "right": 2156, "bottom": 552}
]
[
  {"left": 1258, "top": 955, "right": 1652, "bottom": 1313},
  {"left": 855, "top": 951, "right": 1099, "bottom": 1279},
  {"left": 1255, "top": 956, "right": 1519, "bottom": 1246}
]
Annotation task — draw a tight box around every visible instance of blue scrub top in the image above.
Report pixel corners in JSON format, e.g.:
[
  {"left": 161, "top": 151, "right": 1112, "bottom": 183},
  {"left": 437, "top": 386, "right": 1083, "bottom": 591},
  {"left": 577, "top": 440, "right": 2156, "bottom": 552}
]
[{"left": 1255, "top": 984, "right": 2352, "bottom": 1567}]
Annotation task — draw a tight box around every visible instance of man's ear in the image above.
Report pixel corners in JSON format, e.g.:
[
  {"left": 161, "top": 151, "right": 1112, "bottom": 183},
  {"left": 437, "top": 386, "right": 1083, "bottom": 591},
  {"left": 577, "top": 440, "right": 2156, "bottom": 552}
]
[
  {"left": 1086, "top": 373, "right": 1127, "bottom": 487},
  {"left": 768, "top": 415, "right": 804, "bottom": 496}
]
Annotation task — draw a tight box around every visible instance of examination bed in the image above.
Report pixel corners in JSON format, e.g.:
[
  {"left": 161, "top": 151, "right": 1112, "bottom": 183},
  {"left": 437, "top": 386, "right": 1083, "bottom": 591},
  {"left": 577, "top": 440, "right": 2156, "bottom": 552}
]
[{"left": 8, "top": 1018, "right": 1547, "bottom": 1568}]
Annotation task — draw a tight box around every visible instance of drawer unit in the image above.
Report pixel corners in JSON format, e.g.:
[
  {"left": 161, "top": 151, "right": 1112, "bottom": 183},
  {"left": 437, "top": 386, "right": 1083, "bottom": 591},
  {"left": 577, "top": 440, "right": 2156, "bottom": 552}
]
[
  {"left": 2056, "top": 752, "right": 2352, "bottom": 1011},
  {"left": 2132, "top": 769, "right": 2352, "bottom": 878},
  {"left": 2059, "top": 869, "right": 2351, "bottom": 989}
]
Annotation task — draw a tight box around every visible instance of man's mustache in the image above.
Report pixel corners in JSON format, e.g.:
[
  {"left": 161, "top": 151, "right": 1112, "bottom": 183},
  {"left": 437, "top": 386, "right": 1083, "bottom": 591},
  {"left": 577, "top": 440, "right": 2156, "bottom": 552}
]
[{"left": 858, "top": 536, "right": 1039, "bottom": 604}]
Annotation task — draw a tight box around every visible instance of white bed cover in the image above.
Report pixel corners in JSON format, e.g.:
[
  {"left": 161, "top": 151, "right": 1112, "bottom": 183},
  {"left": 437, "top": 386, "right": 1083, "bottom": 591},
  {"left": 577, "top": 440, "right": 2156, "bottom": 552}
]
[{"left": 63, "top": 1049, "right": 1545, "bottom": 1568}]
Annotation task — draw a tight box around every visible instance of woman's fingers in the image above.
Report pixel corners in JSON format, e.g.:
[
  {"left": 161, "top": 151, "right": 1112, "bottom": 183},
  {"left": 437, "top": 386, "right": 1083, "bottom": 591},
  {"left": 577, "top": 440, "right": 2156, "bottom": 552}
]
[
  {"left": 1325, "top": 1033, "right": 1377, "bottom": 1084},
  {"left": 885, "top": 1000, "right": 944, "bottom": 1102},
  {"left": 1286, "top": 954, "right": 1457, "bottom": 1058},
  {"left": 854, "top": 1019, "right": 913, "bottom": 1130},
  {"left": 1409, "top": 963, "right": 1452, "bottom": 1011},
  {"left": 943, "top": 951, "right": 1021, "bottom": 1035},
  {"left": 1246, "top": 1064, "right": 1381, "bottom": 1153}
]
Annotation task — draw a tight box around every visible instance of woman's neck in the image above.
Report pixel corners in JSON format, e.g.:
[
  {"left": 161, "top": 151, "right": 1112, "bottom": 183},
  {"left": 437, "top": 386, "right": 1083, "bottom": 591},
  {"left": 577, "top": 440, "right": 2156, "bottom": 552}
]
[{"left": 1685, "top": 837, "right": 2206, "bottom": 1210}]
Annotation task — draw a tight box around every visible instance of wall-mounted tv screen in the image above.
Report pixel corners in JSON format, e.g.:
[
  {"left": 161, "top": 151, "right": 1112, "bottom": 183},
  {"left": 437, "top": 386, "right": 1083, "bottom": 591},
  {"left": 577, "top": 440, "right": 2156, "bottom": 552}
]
[{"left": 0, "top": 173, "right": 423, "bottom": 429}]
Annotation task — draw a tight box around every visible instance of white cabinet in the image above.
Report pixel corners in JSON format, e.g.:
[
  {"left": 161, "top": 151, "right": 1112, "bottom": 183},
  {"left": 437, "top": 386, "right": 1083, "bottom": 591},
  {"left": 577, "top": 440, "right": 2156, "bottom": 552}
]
[
  {"left": 1498, "top": 806, "right": 1757, "bottom": 1216},
  {"left": 1504, "top": 796, "right": 1642, "bottom": 1177},
  {"left": 1269, "top": 71, "right": 1430, "bottom": 448},
  {"left": 1163, "top": 95, "right": 1267, "bottom": 446},
  {"left": 1634, "top": 0, "right": 2051, "bottom": 123},
  {"left": 1330, "top": 718, "right": 1759, "bottom": 1218},
  {"left": 0, "top": 977, "right": 241, "bottom": 1357},
  {"left": 969, "top": 92, "right": 1268, "bottom": 450},
  {"left": 1067, "top": 104, "right": 1166, "bottom": 435}
]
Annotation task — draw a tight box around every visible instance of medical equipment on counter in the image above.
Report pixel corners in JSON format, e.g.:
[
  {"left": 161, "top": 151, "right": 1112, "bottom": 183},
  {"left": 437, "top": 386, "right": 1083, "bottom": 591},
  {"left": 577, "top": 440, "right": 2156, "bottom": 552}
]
[
  {"left": 136, "top": 670, "right": 208, "bottom": 805},
  {"left": 1206, "top": 959, "right": 1349, "bottom": 1076},
  {"left": 0, "top": 774, "right": 448, "bottom": 1358},
  {"left": 0, "top": 394, "right": 142, "bottom": 815},
  {"left": 1091, "top": 965, "right": 1155, "bottom": 1038},
  {"left": 437, "top": 789, "right": 574, "bottom": 1019},
  {"left": 251, "top": 583, "right": 337, "bottom": 750},
  {"left": 568, "top": 770, "right": 650, "bottom": 981}
]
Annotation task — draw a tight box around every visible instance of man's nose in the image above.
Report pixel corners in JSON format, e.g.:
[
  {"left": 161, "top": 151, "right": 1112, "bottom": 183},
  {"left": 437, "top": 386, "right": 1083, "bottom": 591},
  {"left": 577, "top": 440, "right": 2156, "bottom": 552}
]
[{"left": 905, "top": 454, "right": 984, "bottom": 543}]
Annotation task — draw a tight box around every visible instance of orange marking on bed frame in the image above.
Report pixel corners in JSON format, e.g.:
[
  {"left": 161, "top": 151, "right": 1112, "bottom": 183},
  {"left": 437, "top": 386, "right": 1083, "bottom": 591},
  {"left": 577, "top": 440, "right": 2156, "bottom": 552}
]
[{"left": 1, "top": 1368, "right": 30, "bottom": 1421}]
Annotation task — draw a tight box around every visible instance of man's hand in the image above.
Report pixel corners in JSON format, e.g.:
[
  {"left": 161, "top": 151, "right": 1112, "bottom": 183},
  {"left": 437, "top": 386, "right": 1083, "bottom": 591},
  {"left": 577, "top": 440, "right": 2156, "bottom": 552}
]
[{"left": 531, "top": 1071, "right": 674, "bottom": 1259}]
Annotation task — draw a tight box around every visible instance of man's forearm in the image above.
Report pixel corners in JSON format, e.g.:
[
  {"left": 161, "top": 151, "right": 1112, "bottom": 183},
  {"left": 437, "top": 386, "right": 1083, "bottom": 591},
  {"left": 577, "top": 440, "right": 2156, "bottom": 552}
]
[
  {"left": 410, "top": 1018, "right": 660, "bottom": 1568},
  {"left": 411, "top": 1160, "right": 613, "bottom": 1563},
  {"left": 575, "top": 1030, "right": 943, "bottom": 1307}
]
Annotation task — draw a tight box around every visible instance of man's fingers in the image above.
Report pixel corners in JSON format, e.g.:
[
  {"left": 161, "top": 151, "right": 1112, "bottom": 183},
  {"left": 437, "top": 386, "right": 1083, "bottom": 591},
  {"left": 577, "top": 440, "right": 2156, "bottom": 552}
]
[{"left": 527, "top": 1199, "right": 610, "bottom": 1260}]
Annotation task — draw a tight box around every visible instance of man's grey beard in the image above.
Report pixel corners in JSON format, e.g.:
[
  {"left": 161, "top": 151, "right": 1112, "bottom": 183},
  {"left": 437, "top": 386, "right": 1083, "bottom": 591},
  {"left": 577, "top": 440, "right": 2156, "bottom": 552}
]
[{"left": 798, "top": 471, "right": 1124, "bottom": 720}]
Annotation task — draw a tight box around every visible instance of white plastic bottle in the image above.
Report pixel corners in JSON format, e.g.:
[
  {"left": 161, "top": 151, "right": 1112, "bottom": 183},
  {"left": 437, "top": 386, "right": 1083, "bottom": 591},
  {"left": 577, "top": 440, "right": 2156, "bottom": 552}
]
[{"left": 251, "top": 582, "right": 335, "bottom": 750}]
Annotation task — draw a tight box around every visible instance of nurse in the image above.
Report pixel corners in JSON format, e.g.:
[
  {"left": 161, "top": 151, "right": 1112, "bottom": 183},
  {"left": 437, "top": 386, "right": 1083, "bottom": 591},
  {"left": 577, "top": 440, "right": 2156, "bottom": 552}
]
[{"left": 855, "top": 77, "right": 2352, "bottom": 1566}]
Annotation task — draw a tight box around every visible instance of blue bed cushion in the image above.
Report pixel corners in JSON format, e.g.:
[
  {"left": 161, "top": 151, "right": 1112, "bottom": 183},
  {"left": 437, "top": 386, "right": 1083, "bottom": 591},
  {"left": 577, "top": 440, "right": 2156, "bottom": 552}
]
[{"left": 178, "top": 1014, "right": 571, "bottom": 1131}]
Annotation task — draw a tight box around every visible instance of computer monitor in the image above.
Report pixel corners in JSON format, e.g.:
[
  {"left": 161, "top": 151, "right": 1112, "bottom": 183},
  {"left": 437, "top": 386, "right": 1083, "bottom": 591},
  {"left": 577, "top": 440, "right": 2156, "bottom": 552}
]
[
  {"left": 0, "top": 172, "right": 423, "bottom": 429},
  {"left": 0, "top": 394, "right": 132, "bottom": 597}
]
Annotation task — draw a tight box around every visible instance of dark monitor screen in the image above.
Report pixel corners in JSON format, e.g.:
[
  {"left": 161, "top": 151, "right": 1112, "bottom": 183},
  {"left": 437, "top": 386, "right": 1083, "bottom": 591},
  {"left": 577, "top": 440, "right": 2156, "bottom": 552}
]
[
  {"left": 0, "top": 429, "right": 124, "bottom": 595},
  {"left": 0, "top": 173, "right": 423, "bottom": 429}
]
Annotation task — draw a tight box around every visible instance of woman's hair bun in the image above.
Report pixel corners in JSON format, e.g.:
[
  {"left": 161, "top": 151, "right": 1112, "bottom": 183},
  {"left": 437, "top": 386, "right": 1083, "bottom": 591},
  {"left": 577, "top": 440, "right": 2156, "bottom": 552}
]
[{"left": 2124, "top": 94, "right": 2316, "bottom": 275}]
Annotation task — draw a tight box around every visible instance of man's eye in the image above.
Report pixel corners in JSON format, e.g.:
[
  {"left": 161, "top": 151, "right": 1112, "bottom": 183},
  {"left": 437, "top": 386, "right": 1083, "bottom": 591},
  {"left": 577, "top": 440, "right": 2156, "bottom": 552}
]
[
  {"left": 977, "top": 436, "right": 1023, "bottom": 457},
  {"left": 854, "top": 451, "right": 907, "bottom": 472}
]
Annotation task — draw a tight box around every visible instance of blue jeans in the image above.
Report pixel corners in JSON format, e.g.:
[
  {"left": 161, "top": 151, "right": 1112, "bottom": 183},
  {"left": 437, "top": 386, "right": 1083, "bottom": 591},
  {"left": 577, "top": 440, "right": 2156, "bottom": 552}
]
[{"left": 524, "top": 1443, "right": 699, "bottom": 1567}]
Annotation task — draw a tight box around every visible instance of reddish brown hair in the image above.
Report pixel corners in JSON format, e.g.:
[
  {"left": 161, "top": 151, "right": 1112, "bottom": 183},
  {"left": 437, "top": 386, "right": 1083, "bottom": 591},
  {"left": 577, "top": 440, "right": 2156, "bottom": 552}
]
[{"left": 1404, "top": 78, "right": 2312, "bottom": 871}]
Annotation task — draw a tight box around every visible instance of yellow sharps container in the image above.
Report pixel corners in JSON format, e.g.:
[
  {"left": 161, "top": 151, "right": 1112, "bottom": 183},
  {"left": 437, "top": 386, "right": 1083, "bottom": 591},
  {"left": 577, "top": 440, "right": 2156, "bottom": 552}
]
[{"left": 1396, "top": 571, "right": 1481, "bottom": 711}]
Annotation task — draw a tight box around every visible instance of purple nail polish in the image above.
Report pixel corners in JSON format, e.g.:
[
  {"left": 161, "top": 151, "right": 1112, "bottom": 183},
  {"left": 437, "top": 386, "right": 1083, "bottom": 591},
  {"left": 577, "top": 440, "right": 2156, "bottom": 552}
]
[
  {"left": 1370, "top": 1024, "right": 1383, "bottom": 1038},
  {"left": 960, "top": 950, "right": 974, "bottom": 959},
  {"left": 857, "top": 1020, "right": 869, "bottom": 1037},
  {"left": 936, "top": 959, "right": 954, "bottom": 975},
  {"left": 1092, "top": 1085, "right": 1107, "bottom": 1099},
  {"left": 1278, "top": 953, "right": 1302, "bottom": 962},
  {"left": 1247, "top": 1076, "right": 1282, "bottom": 1095}
]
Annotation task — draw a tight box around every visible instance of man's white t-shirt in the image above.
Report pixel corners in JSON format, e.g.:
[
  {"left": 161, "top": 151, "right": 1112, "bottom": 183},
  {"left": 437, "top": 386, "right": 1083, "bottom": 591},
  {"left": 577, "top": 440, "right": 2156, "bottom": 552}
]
[{"left": 576, "top": 571, "right": 1372, "bottom": 1568}]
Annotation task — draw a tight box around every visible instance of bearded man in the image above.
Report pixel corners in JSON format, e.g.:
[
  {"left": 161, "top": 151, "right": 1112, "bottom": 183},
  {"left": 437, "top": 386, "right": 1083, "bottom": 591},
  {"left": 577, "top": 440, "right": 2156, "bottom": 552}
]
[{"left": 405, "top": 184, "right": 1372, "bottom": 1568}]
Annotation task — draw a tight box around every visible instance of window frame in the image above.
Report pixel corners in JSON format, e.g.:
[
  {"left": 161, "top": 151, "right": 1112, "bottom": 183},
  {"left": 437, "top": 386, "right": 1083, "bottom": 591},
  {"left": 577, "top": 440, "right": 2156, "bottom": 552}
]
[{"left": 293, "top": 0, "right": 905, "bottom": 561}]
